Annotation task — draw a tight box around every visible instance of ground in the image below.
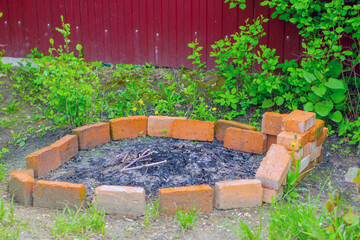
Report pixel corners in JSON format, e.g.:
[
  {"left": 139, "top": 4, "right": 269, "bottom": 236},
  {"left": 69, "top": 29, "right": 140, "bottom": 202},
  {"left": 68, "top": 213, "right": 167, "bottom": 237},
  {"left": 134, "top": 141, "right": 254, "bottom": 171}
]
[{"left": 0, "top": 69, "right": 359, "bottom": 239}]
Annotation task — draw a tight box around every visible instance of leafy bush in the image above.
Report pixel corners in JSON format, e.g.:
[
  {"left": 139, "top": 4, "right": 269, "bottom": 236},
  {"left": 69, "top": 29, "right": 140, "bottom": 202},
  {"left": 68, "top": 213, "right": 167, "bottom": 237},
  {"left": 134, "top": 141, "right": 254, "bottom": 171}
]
[{"left": 30, "top": 16, "right": 104, "bottom": 127}]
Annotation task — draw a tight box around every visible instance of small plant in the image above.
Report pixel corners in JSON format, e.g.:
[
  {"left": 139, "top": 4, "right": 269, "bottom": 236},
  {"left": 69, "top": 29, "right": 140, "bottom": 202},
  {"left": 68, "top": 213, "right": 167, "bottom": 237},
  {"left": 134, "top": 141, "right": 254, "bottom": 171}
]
[
  {"left": 50, "top": 204, "right": 106, "bottom": 238},
  {"left": 0, "top": 148, "right": 9, "bottom": 182},
  {"left": 175, "top": 206, "right": 199, "bottom": 234},
  {"left": 0, "top": 195, "right": 24, "bottom": 240},
  {"left": 231, "top": 212, "right": 263, "bottom": 240},
  {"left": 144, "top": 197, "right": 160, "bottom": 227}
]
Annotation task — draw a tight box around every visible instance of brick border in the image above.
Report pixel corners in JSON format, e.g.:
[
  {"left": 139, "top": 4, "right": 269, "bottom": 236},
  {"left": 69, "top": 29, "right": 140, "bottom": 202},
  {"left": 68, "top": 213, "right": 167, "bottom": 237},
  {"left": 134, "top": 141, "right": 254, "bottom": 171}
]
[{"left": 9, "top": 112, "right": 326, "bottom": 217}]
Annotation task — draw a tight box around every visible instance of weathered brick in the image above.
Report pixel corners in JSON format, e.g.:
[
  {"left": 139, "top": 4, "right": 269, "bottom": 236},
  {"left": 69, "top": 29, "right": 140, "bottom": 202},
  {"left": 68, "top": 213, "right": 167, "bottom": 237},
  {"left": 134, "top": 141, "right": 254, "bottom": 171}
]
[
  {"left": 147, "top": 116, "right": 186, "bottom": 138},
  {"left": 33, "top": 180, "right": 86, "bottom": 209},
  {"left": 308, "top": 119, "right": 325, "bottom": 142},
  {"left": 317, "top": 127, "right": 328, "bottom": 146},
  {"left": 26, "top": 146, "right": 61, "bottom": 177},
  {"left": 299, "top": 155, "right": 311, "bottom": 172},
  {"left": 316, "top": 150, "right": 323, "bottom": 163},
  {"left": 297, "top": 161, "right": 315, "bottom": 182},
  {"left": 215, "top": 119, "right": 256, "bottom": 141},
  {"left": 263, "top": 187, "right": 283, "bottom": 203},
  {"left": 72, "top": 122, "right": 110, "bottom": 150},
  {"left": 277, "top": 131, "right": 308, "bottom": 151},
  {"left": 255, "top": 144, "right": 291, "bottom": 190},
  {"left": 290, "top": 142, "right": 311, "bottom": 162},
  {"left": 172, "top": 119, "right": 214, "bottom": 142},
  {"left": 8, "top": 171, "right": 35, "bottom": 206},
  {"left": 261, "top": 112, "right": 286, "bottom": 135},
  {"left": 282, "top": 110, "right": 316, "bottom": 133},
  {"left": 9, "top": 169, "right": 34, "bottom": 178},
  {"left": 267, "top": 135, "right": 277, "bottom": 151},
  {"left": 50, "top": 135, "right": 78, "bottom": 164},
  {"left": 94, "top": 185, "right": 145, "bottom": 217},
  {"left": 224, "top": 127, "right": 267, "bottom": 154},
  {"left": 214, "top": 179, "right": 263, "bottom": 209},
  {"left": 310, "top": 145, "right": 322, "bottom": 162},
  {"left": 158, "top": 185, "right": 213, "bottom": 214},
  {"left": 109, "top": 116, "right": 148, "bottom": 140}
]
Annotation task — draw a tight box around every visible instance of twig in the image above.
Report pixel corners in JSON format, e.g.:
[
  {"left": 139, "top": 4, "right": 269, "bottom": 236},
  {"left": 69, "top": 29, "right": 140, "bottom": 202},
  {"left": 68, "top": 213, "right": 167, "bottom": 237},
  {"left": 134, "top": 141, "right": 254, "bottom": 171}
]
[
  {"left": 121, "top": 149, "right": 157, "bottom": 170},
  {"left": 121, "top": 160, "right": 167, "bottom": 172}
]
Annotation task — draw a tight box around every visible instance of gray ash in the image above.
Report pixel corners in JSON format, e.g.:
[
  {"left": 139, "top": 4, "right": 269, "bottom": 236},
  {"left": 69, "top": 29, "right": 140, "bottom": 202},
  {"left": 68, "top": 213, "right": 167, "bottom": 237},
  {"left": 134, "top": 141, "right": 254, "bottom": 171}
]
[{"left": 41, "top": 136, "right": 263, "bottom": 199}]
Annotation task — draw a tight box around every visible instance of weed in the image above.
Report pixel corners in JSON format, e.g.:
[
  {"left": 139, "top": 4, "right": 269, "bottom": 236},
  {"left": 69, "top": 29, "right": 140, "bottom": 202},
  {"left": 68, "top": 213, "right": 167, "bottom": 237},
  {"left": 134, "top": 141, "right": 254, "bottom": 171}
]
[
  {"left": 0, "top": 195, "right": 25, "bottom": 240},
  {"left": 231, "top": 212, "right": 263, "bottom": 240},
  {"left": 0, "top": 148, "right": 9, "bottom": 182},
  {"left": 144, "top": 197, "right": 160, "bottom": 227},
  {"left": 175, "top": 206, "right": 199, "bottom": 234},
  {"left": 50, "top": 204, "right": 106, "bottom": 238}
]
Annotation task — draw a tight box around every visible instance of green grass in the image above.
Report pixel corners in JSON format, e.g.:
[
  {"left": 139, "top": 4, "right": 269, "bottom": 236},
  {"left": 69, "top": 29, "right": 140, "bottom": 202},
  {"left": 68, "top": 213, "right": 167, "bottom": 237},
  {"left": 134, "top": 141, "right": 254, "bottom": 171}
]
[
  {"left": 175, "top": 206, "right": 199, "bottom": 234},
  {"left": 231, "top": 212, "right": 263, "bottom": 240},
  {"left": 0, "top": 194, "right": 25, "bottom": 240},
  {"left": 144, "top": 197, "right": 160, "bottom": 227},
  {"left": 50, "top": 204, "right": 106, "bottom": 239},
  {"left": 230, "top": 185, "right": 360, "bottom": 240}
]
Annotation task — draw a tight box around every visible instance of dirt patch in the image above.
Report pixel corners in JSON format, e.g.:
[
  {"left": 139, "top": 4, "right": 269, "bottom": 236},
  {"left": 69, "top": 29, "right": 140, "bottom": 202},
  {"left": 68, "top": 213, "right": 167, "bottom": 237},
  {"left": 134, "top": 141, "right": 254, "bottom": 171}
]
[{"left": 41, "top": 137, "right": 262, "bottom": 200}]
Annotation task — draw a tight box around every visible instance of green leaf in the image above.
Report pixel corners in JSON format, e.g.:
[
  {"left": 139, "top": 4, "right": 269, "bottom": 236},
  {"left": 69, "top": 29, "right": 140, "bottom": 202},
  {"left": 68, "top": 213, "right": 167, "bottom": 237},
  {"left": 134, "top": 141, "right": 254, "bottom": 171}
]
[
  {"left": 304, "top": 102, "right": 314, "bottom": 111},
  {"left": 343, "top": 213, "right": 359, "bottom": 225},
  {"left": 331, "top": 92, "right": 346, "bottom": 103},
  {"left": 325, "top": 78, "right": 346, "bottom": 90},
  {"left": 343, "top": 51, "right": 353, "bottom": 56},
  {"left": 302, "top": 71, "right": 316, "bottom": 83},
  {"left": 315, "top": 101, "right": 334, "bottom": 117},
  {"left": 335, "top": 27, "right": 344, "bottom": 34},
  {"left": 328, "top": 60, "right": 342, "bottom": 78},
  {"left": 329, "top": 111, "right": 343, "bottom": 123},
  {"left": 311, "top": 84, "right": 326, "bottom": 97},
  {"left": 275, "top": 96, "right": 284, "bottom": 106},
  {"left": 262, "top": 99, "right": 275, "bottom": 108}
]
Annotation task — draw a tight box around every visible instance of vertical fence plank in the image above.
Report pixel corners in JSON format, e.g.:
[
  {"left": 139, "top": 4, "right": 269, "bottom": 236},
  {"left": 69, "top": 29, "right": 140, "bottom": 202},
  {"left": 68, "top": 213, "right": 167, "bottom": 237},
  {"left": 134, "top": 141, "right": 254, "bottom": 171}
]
[
  {"left": 284, "top": 22, "right": 300, "bottom": 61},
  {"left": 0, "top": 1, "right": 12, "bottom": 56},
  {"left": 8, "top": 0, "right": 24, "bottom": 57},
  {"left": 161, "top": 0, "right": 170, "bottom": 67},
  {"left": 21, "top": 0, "right": 39, "bottom": 56},
  {"left": 268, "top": 9, "right": 285, "bottom": 63}
]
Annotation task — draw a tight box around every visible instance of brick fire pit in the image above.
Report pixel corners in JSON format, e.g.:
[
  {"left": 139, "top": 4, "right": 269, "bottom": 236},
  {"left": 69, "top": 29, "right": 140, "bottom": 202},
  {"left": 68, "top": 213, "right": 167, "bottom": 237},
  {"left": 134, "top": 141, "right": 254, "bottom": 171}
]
[{"left": 8, "top": 110, "right": 326, "bottom": 217}]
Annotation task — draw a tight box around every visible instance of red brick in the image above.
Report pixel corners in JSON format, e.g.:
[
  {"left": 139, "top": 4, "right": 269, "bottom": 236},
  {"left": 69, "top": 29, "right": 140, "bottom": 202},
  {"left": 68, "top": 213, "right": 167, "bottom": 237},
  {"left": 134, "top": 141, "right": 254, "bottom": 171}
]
[
  {"left": 261, "top": 112, "right": 286, "bottom": 135},
  {"left": 26, "top": 146, "right": 61, "bottom": 178},
  {"left": 172, "top": 119, "right": 214, "bottom": 142},
  {"left": 224, "top": 128, "right": 267, "bottom": 154},
  {"left": 277, "top": 131, "right": 308, "bottom": 151},
  {"left": 282, "top": 110, "right": 316, "bottom": 133},
  {"left": 33, "top": 180, "right": 86, "bottom": 209},
  {"left": 317, "top": 127, "right": 328, "bottom": 146},
  {"left": 267, "top": 135, "right": 277, "bottom": 151},
  {"left": 50, "top": 135, "right": 78, "bottom": 164},
  {"left": 72, "top": 122, "right": 110, "bottom": 150},
  {"left": 255, "top": 144, "right": 291, "bottom": 190},
  {"left": 109, "top": 116, "right": 148, "bottom": 140},
  {"left": 263, "top": 187, "right": 283, "bottom": 203},
  {"left": 297, "top": 161, "right": 315, "bottom": 182},
  {"left": 8, "top": 172, "right": 35, "bottom": 206},
  {"left": 10, "top": 169, "right": 34, "bottom": 178},
  {"left": 308, "top": 119, "right": 324, "bottom": 142},
  {"left": 214, "top": 179, "right": 263, "bottom": 209},
  {"left": 316, "top": 150, "right": 323, "bottom": 163},
  {"left": 147, "top": 116, "right": 186, "bottom": 138},
  {"left": 94, "top": 185, "right": 145, "bottom": 217},
  {"left": 310, "top": 145, "right": 322, "bottom": 162},
  {"left": 215, "top": 119, "right": 256, "bottom": 141},
  {"left": 158, "top": 185, "right": 213, "bottom": 215}
]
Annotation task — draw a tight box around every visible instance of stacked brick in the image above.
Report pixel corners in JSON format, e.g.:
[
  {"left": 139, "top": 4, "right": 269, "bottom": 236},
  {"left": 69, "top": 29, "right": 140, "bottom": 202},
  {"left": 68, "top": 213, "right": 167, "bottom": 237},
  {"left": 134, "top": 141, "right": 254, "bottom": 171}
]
[
  {"left": 258, "top": 110, "right": 326, "bottom": 202},
  {"left": 8, "top": 112, "right": 326, "bottom": 216}
]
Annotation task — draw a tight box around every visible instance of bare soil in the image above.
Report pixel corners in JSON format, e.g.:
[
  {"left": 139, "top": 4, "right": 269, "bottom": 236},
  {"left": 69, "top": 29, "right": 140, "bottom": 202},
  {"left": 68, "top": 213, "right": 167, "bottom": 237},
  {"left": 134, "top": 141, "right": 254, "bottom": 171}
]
[{"left": 1, "top": 70, "right": 359, "bottom": 239}]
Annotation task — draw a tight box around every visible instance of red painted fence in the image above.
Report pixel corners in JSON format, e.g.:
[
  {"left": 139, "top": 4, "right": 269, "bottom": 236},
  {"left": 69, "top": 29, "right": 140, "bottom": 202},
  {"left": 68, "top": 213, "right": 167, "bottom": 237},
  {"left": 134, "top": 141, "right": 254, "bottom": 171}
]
[{"left": 0, "top": 0, "right": 302, "bottom": 69}]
